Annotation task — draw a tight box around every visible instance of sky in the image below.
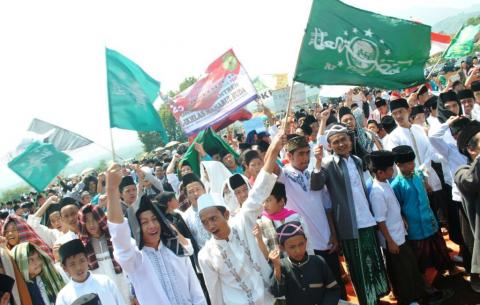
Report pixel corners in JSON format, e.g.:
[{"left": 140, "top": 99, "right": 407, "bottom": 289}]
[{"left": 0, "top": 0, "right": 479, "bottom": 191}]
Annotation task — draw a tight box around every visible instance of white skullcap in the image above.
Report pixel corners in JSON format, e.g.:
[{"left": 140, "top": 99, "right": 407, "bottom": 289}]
[{"left": 198, "top": 193, "right": 228, "bottom": 214}]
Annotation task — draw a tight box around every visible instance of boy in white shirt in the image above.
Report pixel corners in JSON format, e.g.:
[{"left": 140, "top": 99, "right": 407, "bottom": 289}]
[{"left": 55, "top": 239, "right": 125, "bottom": 305}]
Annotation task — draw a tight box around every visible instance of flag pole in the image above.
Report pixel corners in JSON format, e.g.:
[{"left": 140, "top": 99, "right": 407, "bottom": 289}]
[
  {"left": 282, "top": 81, "right": 296, "bottom": 132},
  {"left": 426, "top": 26, "right": 463, "bottom": 80},
  {"left": 109, "top": 128, "right": 117, "bottom": 162}
]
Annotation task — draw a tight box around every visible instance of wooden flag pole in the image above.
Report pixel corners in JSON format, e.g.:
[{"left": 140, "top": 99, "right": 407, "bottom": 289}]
[
  {"left": 282, "top": 82, "right": 296, "bottom": 133},
  {"left": 109, "top": 128, "right": 117, "bottom": 162}
]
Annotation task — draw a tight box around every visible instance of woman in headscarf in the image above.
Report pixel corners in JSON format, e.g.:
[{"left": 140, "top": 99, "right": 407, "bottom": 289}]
[
  {"left": 2, "top": 215, "right": 53, "bottom": 260},
  {"left": 11, "top": 242, "right": 64, "bottom": 305},
  {"left": 77, "top": 204, "right": 130, "bottom": 304},
  {"left": 0, "top": 245, "right": 33, "bottom": 305},
  {"left": 199, "top": 161, "right": 232, "bottom": 194}
]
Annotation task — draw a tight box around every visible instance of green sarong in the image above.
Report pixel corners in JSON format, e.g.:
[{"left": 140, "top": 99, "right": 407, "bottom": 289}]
[{"left": 342, "top": 227, "right": 389, "bottom": 305}]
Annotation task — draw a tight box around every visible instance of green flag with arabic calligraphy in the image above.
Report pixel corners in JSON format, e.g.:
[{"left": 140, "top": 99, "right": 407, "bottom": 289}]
[{"left": 294, "top": 0, "right": 430, "bottom": 89}]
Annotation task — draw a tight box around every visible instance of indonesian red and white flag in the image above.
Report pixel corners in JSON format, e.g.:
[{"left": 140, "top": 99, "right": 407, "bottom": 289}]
[{"left": 430, "top": 32, "right": 451, "bottom": 55}]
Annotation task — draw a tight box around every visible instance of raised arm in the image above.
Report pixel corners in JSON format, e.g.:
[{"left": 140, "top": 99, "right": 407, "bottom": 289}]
[
  {"left": 238, "top": 130, "right": 285, "bottom": 220},
  {"left": 106, "top": 163, "right": 124, "bottom": 224},
  {"left": 311, "top": 144, "right": 327, "bottom": 190}
]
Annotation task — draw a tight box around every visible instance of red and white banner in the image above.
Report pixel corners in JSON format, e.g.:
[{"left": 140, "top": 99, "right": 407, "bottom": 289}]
[
  {"left": 170, "top": 49, "right": 257, "bottom": 136},
  {"left": 430, "top": 32, "right": 451, "bottom": 55}
]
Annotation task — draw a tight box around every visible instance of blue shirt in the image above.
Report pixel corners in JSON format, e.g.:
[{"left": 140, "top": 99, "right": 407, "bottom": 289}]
[{"left": 391, "top": 170, "right": 438, "bottom": 240}]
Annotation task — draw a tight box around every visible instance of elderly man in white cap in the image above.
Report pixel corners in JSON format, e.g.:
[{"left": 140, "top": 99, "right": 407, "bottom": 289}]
[{"left": 197, "top": 130, "right": 286, "bottom": 305}]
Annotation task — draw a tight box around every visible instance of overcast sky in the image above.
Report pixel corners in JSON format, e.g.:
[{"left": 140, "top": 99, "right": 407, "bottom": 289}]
[{"left": 0, "top": 0, "right": 479, "bottom": 190}]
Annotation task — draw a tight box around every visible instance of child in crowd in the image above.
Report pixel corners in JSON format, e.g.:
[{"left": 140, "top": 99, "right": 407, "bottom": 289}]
[
  {"left": 12, "top": 242, "right": 65, "bottom": 305},
  {"left": 55, "top": 239, "right": 125, "bottom": 305},
  {"left": 77, "top": 204, "right": 131, "bottom": 304},
  {"left": 391, "top": 145, "right": 458, "bottom": 299},
  {"left": 255, "top": 182, "right": 312, "bottom": 258},
  {"left": 269, "top": 221, "right": 340, "bottom": 305},
  {"left": 368, "top": 150, "right": 424, "bottom": 305}
]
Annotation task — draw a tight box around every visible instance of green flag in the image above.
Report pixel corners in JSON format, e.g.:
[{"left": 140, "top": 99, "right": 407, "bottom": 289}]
[
  {"left": 294, "top": 0, "right": 430, "bottom": 89},
  {"left": 444, "top": 25, "right": 480, "bottom": 59},
  {"left": 8, "top": 142, "right": 71, "bottom": 192},
  {"left": 106, "top": 48, "right": 169, "bottom": 143},
  {"left": 181, "top": 128, "right": 238, "bottom": 176}
]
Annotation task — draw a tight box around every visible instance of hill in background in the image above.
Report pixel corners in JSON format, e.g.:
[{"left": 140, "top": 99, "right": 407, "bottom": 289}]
[{"left": 433, "top": 5, "right": 480, "bottom": 34}]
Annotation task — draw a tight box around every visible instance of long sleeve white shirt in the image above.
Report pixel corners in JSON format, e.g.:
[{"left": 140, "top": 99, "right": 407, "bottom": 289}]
[
  {"left": 278, "top": 165, "right": 331, "bottom": 251},
  {"left": 108, "top": 219, "right": 206, "bottom": 305},
  {"left": 386, "top": 124, "right": 442, "bottom": 191},
  {"left": 55, "top": 273, "right": 125, "bottom": 305},
  {"left": 429, "top": 122, "right": 468, "bottom": 202},
  {"left": 198, "top": 169, "right": 277, "bottom": 305}
]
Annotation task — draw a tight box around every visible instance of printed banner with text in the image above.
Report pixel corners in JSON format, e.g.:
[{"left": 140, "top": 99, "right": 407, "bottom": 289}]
[{"left": 171, "top": 49, "right": 257, "bottom": 135}]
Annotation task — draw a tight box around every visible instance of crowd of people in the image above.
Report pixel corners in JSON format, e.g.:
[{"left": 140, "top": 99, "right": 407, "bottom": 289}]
[{"left": 1, "top": 59, "right": 480, "bottom": 305}]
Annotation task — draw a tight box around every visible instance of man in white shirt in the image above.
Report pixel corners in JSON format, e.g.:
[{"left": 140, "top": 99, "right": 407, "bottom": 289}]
[
  {"left": 106, "top": 164, "right": 207, "bottom": 305},
  {"left": 371, "top": 98, "right": 390, "bottom": 123},
  {"left": 198, "top": 130, "right": 285, "bottom": 305},
  {"left": 278, "top": 135, "right": 345, "bottom": 299}
]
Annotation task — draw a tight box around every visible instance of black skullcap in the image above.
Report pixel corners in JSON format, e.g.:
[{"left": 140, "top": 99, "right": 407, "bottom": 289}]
[
  {"left": 303, "top": 115, "right": 317, "bottom": 127},
  {"left": 392, "top": 145, "right": 416, "bottom": 164},
  {"left": 389, "top": 98, "right": 409, "bottom": 112},
  {"left": 300, "top": 123, "right": 313, "bottom": 136},
  {"left": 457, "top": 120, "right": 480, "bottom": 157},
  {"left": 380, "top": 115, "right": 397, "bottom": 133},
  {"left": 450, "top": 117, "right": 471, "bottom": 136},
  {"left": 439, "top": 91, "right": 458, "bottom": 104},
  {"left": 181, "top": 173, "right": 201, "bottom": 188},
  {"left": 457, "top": 89, "right": 474, "bottom": 101},
  {"left": 375, "top": 98, "right": 387, "bottom": 108},
  {"left": 285, "top": 135, "right": 309, "bottom": 152},
  {"left": 471, "top": 81, "right": 480, "bottom": 92},
  {"left": 256, "top": 140, "right": 269, "bottom": 153},
  {"left": 424, "top": 96, "right": 438, "bottom": 110},
  {"left": 367, "top": 119, "right": 379, "bottom": 127},
  {"left": 72, "top": 293, "right": 102, "bottom": 305},
  {"left": 59, "top": 239, "right": 86, "bottom": 264},
  {"left": 338, "top": 106, "right": 353, "bottom": 120},
  {"left": 0, "top": 274, "right": 15, "bottom": 295},
  {"left": 219, "top": 150, "right": 230, "bottom": 159},
  {"left": 276, "top": 221, "right": 305, "bottom": 245},
  {"left": 119, "top": 176, "right": 135, "bottom": 192},
  {"left": 229, "top": 174, "right": 247, "bottom": 190},
  {"left": 239, "top": 143, "right": 252, "bottom": 150},
  {"left": 369, "top": 150, "right": 395, "bottom": 170},
  {"left": 410, "top": 105, "right": 425, "bottom": 118}
]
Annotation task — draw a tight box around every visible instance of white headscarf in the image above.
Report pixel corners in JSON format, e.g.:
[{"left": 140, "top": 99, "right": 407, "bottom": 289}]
[
  {"left": 222, "top": 174, "right": 251, "bottom": 216},
  {"left": 200, "top": 161, "right": 232, "bottom": 194}
]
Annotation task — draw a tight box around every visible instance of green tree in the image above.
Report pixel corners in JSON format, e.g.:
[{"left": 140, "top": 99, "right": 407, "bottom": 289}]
[
  {"left": 95, "top": 159, "right": 108, "bottom": 172},
  {"left": 137, "top": 76, "right": 197, "bottom": 152},
  {"left": 0, "top": 185, "right": 32, "bottom": 202},
  {"left": 466, "top": 16, "right": 480, "bottom": 26}
]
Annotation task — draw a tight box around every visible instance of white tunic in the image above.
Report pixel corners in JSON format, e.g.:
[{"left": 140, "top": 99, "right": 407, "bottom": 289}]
[
  {"left": 108, "top": 219, "right": 207, "bottom": 305},
  {"left": 340, "top": 155, "right": 377, "bottom": 229},
  {"left": 55, "top": 273, "right": 125, "bottom": 305},
  {"left": 90, "top": 236, "right": 131, "bottom": 304},
  {"left": 369, "top": 180, "right": 407, "bottom": 247},
  {"left": 27, "top": 215, "right": 61, "bottom": 247},
  {"left": 278, "top": 165, "right": 331, "bottom": 251},
  {"left": 386, "top": 124, "right": 442, "bottom": 191},
  {"left": 198, "top": 169, "right": 277, "bottom": 305}
]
